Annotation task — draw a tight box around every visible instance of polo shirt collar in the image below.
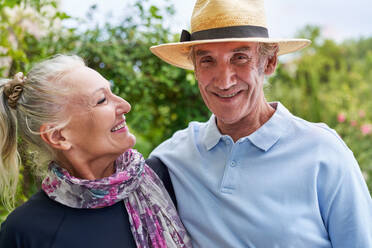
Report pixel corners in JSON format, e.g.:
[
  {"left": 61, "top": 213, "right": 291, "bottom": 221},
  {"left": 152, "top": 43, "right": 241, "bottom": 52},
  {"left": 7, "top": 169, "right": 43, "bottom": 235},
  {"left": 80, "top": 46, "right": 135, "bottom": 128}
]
[
  {"left": 203, "top": 114, "right": 222, "bottom": 150},
  {"left": 202, "top": 102, "right": 291, "bottom": 151},
  {"left": 247, "top": 102, "right": 291, "bottom": 151}
]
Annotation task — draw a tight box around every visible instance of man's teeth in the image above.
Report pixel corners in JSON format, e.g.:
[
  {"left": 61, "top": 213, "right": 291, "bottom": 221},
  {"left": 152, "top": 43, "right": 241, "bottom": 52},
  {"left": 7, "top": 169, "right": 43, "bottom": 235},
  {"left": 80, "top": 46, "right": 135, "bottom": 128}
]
[
  {"left": 218, "top": 92, "right": 238, "bottom": 98},
  {"left": 111, "top": 122, "right": 126, "bottom": 132}
]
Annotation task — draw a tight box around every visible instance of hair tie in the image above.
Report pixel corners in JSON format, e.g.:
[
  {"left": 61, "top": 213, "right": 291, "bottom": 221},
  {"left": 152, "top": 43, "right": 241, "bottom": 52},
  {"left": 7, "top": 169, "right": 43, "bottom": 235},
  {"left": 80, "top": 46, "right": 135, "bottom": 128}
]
[{"left": 3, "top": 72, "right": 26, "bottom": 109}]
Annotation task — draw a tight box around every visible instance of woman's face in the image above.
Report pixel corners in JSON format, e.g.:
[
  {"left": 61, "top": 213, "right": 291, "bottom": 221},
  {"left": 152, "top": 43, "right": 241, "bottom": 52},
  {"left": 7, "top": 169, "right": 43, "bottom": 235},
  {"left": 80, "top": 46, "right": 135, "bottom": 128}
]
[{"left": 59, "top": 66, "right": 136, "bottom": 160}]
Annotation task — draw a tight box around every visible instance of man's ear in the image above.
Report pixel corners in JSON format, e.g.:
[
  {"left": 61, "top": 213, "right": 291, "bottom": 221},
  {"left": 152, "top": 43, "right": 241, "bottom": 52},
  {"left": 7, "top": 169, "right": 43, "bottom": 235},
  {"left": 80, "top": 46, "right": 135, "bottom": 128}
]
[
  {"left": 264, "top": 53, "right": 278, "bottom": 75},
  {"left": 40, "top": 124, "right": 71, "bottom": 151}
]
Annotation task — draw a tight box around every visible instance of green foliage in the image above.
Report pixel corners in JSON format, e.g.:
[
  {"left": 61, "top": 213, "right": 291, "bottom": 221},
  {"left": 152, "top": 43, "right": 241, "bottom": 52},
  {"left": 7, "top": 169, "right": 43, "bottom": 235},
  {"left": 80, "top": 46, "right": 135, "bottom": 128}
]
[
  {"left": 75, "top": 1, "right": 208, "bottom": 156},
  {"left": 0, "top": 0, "right": 65, "bottom": 76},
  {"left": 266, "top": 25, "right": 372, "bottom": 190},
  {"left": 0, "top": 0, "right": 21, "bottom": 9}
]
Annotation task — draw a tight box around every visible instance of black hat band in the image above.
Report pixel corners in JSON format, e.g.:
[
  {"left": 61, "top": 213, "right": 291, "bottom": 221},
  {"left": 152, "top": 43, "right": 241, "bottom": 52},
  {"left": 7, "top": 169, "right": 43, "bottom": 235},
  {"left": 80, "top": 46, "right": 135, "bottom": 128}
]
[{"left": 180, "top": 25, "right": 269, "bottom": 42}]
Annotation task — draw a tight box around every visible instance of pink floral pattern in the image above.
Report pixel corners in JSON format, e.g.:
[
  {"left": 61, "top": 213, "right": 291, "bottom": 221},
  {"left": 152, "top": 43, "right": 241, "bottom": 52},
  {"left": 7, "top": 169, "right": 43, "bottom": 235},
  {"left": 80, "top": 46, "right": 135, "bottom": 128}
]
[{"left": 42, "top": 149, "right": 192, "bottom": 248}]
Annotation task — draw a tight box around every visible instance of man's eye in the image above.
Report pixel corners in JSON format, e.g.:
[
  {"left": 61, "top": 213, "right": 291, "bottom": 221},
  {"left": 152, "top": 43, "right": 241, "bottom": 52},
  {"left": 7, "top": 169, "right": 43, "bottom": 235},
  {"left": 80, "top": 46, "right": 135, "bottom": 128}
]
[
  {"left": 97, "top": 97, "right": 106, "bottom": 104},
  {"left": 232, "top": 54, "right": 250, "bottom": 63},
  {"left": 200, "top": 57, "right": 214, "bottom": 64}
]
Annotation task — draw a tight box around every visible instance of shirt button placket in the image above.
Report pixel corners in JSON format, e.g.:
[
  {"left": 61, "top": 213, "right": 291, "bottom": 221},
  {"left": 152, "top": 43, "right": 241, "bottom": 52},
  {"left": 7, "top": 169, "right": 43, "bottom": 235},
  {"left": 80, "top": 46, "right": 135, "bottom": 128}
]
[
  {"left": 230, "top": 160, "right": 237, "bottom": 167},
  {"left": 221, "top": 142, "right": 238, "bottom": 194}
]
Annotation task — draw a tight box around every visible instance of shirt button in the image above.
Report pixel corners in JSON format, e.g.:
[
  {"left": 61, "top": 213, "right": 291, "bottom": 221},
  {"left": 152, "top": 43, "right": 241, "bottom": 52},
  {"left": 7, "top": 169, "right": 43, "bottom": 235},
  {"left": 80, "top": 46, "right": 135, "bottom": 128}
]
[
  {"left": 230, "top": 161, "right": 237, "bottom": 167},
  {"left": 225, "top": 139, "right": 231, "bottom": 145}
]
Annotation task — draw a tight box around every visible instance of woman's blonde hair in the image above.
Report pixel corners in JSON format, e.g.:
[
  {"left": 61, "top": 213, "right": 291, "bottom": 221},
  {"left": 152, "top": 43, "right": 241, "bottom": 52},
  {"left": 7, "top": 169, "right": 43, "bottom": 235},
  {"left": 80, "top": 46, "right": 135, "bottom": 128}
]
[{"left": 0, "top": 54, "right": 85, "bottom": 209}]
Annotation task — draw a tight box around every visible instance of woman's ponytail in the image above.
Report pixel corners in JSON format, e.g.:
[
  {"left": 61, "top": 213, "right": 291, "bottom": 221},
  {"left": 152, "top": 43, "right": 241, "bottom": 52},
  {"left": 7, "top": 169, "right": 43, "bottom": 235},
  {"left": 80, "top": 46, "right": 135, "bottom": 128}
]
[{"left": 0, "top": 78, "right": 21, "bottom": 210}]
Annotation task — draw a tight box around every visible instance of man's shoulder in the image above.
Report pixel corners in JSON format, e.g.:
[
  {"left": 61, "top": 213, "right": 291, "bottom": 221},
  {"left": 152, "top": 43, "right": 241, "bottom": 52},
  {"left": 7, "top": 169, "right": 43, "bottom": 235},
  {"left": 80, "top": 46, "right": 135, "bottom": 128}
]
[
  {"left": 289, "top": 114, "right": 349, "bottom": 150},
  {"left": 282, "top": 112, "right": 360, "bottom": 180}
]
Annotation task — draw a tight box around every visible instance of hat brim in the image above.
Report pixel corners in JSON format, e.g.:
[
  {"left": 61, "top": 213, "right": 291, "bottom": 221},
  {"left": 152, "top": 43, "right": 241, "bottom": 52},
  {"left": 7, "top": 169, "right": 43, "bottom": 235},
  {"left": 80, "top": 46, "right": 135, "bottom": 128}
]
[{"left": 150, "top": 38, "right": 311, "bottom": 70}]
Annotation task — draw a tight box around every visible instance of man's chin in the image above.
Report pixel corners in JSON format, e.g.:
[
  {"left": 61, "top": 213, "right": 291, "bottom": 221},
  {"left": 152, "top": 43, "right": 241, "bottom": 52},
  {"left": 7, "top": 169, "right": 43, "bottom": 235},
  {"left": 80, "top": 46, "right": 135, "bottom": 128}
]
[{"left": 215, "top": 114, "right": 242, "bottom": 126}]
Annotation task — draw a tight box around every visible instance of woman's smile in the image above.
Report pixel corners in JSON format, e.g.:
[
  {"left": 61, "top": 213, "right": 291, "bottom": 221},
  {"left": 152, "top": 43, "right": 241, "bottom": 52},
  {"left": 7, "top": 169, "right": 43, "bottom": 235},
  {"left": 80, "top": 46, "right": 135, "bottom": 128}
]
[{"left": 111, "top": 120, "right": 127, "bottom": 133}]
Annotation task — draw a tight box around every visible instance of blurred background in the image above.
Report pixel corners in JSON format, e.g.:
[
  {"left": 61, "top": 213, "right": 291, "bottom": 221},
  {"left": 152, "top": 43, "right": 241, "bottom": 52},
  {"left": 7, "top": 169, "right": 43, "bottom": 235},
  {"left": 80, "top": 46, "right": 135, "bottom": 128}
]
[{"left": 1, "top": 0, "right": 372, "bottom": 222}]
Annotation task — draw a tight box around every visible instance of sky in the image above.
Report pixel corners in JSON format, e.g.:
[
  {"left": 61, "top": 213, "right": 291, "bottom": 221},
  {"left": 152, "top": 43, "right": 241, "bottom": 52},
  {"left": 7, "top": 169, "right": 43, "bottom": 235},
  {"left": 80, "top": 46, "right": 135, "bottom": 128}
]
[{"left": 60, "top": 0, "right": 372, "bottom": 42}]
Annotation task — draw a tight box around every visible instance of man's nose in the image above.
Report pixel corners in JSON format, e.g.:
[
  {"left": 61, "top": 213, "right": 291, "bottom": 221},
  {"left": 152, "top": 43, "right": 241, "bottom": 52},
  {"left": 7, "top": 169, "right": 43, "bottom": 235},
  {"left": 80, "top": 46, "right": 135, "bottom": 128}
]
[{"left": 215, "top": 64, "right": 236, "bottom": 89}]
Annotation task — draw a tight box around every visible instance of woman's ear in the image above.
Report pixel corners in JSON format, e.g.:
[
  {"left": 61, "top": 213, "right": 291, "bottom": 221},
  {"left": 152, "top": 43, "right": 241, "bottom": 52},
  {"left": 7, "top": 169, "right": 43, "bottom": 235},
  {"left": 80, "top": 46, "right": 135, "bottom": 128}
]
[
  {"left": 40, "top": 124, "right": 71, "bottom": 151},
  {"left": 264, "top": 53, "right": 278, "bottom": 76}
]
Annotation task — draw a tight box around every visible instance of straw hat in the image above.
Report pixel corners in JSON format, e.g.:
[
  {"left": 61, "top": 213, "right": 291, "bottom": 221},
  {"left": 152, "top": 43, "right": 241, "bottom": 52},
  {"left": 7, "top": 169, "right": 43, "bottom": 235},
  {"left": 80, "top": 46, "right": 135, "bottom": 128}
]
[{"left": 150, "top": 0, "right": 311, "bottom": 70}]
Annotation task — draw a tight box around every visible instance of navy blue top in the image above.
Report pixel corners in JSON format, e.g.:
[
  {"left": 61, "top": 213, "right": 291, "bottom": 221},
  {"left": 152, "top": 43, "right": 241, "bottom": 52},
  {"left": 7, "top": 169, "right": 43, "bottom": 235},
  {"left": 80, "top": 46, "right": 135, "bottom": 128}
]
[{"left": 0, "top": 157, "right": 173, "bottom": 248}]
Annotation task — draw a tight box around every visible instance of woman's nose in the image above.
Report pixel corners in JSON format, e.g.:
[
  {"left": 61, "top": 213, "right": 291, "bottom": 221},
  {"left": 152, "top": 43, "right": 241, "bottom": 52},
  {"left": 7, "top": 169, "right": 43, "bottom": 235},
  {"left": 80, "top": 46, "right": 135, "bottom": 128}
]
[{"left": 116, "top": 96, "right": 131, "bottom": 115}]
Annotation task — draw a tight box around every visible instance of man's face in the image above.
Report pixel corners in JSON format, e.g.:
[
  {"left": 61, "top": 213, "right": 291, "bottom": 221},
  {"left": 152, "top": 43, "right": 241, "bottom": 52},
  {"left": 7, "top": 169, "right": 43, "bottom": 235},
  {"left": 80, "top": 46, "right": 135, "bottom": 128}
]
[{"left": 194, "top": 42, "right": 269, "bottom": 126}]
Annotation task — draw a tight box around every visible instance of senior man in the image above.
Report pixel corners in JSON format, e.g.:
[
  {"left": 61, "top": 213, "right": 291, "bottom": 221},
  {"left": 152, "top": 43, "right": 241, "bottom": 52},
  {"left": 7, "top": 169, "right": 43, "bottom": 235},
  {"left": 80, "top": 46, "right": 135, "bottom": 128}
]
[{"left": 149, "top": 0, "right": 372, "bottom": 247}]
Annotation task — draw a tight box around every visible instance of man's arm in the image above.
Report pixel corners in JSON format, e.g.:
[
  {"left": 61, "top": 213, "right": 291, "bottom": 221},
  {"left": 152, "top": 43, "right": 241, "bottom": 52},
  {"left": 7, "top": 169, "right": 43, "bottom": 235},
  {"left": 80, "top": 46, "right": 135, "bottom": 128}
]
[{"left": 318, "top": 149, "right": 372, "bottom": 247}]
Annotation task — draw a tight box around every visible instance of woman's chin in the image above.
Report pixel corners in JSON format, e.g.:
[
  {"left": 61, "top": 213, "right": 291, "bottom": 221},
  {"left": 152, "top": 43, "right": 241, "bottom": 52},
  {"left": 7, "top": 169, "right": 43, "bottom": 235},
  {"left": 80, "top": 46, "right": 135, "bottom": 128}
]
[{"left": 120, "top": 135, "right": 137, "bottom": 153}]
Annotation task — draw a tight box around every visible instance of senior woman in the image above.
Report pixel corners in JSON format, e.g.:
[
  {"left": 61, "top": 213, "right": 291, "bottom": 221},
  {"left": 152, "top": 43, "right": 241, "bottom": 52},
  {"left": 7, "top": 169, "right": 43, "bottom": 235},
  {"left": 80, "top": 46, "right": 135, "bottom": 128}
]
[{"left": 0, "top": 55, "right": 191, "bottom": 248}]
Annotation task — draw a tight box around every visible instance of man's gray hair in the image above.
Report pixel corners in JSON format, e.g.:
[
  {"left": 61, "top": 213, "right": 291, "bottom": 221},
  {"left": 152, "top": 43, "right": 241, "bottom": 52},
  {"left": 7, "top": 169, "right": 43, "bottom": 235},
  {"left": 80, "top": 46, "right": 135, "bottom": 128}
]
[{"left": 258, "top": 43, "right": 279, "bottom": 57}]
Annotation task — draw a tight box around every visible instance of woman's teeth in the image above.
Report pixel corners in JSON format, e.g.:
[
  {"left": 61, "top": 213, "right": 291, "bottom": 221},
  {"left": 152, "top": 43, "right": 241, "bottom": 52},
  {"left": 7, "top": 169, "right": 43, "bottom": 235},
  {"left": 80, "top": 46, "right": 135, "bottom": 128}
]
[{"left": 111, "top": 122, "right": 126, "bottom": 132}]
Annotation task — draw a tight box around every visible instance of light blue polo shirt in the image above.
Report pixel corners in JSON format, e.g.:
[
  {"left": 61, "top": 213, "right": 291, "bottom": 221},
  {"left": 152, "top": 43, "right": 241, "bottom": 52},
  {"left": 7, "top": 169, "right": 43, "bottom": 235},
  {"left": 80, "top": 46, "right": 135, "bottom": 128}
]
[{"left": 150, "top": 102, "right": 372, "bottom": 248}]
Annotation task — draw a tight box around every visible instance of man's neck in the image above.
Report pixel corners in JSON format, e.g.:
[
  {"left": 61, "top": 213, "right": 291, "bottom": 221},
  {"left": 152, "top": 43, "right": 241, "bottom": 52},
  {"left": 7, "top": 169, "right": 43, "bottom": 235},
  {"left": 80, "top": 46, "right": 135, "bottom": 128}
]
[{"left": 216, "top": 102, "right": 276, "bottom": 142}]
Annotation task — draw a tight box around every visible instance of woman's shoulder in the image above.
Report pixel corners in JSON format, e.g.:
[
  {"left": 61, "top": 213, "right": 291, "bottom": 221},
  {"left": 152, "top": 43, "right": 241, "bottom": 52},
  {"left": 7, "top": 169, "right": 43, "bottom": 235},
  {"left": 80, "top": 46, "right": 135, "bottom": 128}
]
[
  {"left": 0, "top": 190, "right": 66, "bottom": 248},
  {"left": 1, "top": 190, "right": 138, "bottom": 248},
  {"left": 6, "top": 190, "right": 65, "bottom": 222}
]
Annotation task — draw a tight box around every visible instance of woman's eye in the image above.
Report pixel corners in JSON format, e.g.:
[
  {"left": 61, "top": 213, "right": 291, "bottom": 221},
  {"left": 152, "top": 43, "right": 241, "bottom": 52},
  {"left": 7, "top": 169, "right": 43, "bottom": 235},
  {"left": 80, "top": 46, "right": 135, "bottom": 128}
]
[{"left": 97, "top": 97, "right": 106, "bottom": 105}]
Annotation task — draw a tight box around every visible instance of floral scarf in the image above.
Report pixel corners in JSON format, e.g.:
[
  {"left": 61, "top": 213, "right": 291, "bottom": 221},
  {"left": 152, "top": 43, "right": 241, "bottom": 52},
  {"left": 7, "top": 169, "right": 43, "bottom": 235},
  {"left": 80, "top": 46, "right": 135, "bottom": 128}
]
[{"left": 42, "top": 149, "right": 192, "bottom": 248}]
